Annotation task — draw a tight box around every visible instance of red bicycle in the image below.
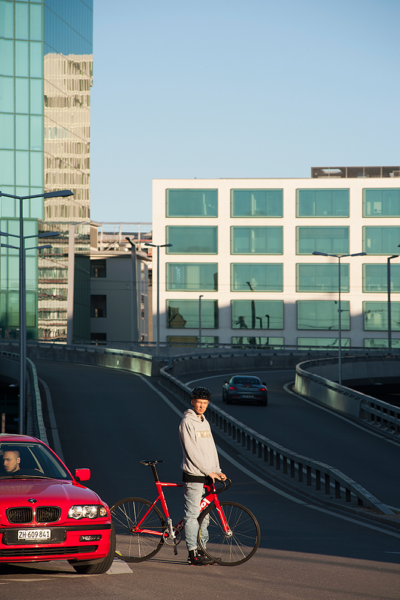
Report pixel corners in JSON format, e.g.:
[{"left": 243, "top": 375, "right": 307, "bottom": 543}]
[{"left": 110, "top": 461, "right": 260, "bottom": 566}]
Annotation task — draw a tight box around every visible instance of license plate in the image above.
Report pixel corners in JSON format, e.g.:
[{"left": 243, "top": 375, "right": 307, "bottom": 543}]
[
  {"left": 242, "top": 394, "right": 254, "bottom": 398},
  {"left": 18, "top": 529, "right": 51, "bottom": 541}
]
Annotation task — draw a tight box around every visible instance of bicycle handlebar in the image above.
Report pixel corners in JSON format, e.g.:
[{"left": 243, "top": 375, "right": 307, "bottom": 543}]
[{"left": 213, "top": 477, "right": 232, "bottom": 494}]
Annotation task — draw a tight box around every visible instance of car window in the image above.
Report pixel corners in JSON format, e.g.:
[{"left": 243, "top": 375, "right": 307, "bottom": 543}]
[
  {"left": 0, "top": 442, "right": 71, "bottom": 480},
  {"left": 232, "top": 377, "right": 261, "bottom": 385}
]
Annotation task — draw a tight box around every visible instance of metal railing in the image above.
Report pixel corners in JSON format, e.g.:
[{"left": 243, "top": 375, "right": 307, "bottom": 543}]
[
  {"left": 295, "top": 356, "right": 400, "bottom": 437},
  {"left": 160, "top": 362, "right": 394, "bottom": 516},
  {"left": 0, "top": 351, "right": 47, "bottom": 444}
]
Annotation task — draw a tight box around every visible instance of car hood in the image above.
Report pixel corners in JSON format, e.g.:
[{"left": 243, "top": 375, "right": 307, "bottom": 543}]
[{"left": 0, "top": 479, "right": 101, "bottom": 524}]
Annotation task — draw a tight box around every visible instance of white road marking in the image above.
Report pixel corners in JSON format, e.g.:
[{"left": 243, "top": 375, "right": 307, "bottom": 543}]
[
  {"left": 186, "top": 370, "right": 294, "bottom": 386},
  {"left": 107, "top": 559, "right": 132, "bottom": 574},
  {"left": 140, "top": 375, "right": 400, "bottom": 539},
  {"left": 284, "top": 382, "right": 400, "bottom": 447}
]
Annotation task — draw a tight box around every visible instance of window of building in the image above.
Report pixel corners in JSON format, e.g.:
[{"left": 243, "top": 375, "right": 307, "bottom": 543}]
[
  {"left": 297, "top": 300, "right": 350, "bottom": 330},
  {"left": 166, "top": 263, "right": 218, "bottom": 291},
  {"left": 297, "top": 189, "right": 349, "bottom": 217},
  {"left": 231, "top": 189, "right": 283, "bottom": 217},
  {"left": 91, "top": 295, "right": 106, "bottom": 318},
  {"left": 363, "top": 264, "right": 400, "bottom": 293},
  {"left": 364, "top": 338, "right": 400, "bottom": 349},
  {"left": 231, "top": 300, "right": 283, "bottom": 330},
  {"left": 90, "top": 259, "right": 106, "bottom": 278},
  {"left": 166, "top": 189, "right": 218, "bottom": 217},
  {"left": 231, "top": 263, "right": 283, "bottom": 292},
  {"left": 167, "top": 336, "right": 219, "bottom": 347},
  {"left": 297, "top": 337, "right": 350, "bottom": 349},
  {"left": 167, "top": 300, "right": 218, "bottom": 329},
  {"left": 363, "top": 189, "right": 400, "bottom": 217},
  {"left": 363, "top": 227, "right": 400, "bottom": 255},
  {"left": 91, "top": 333, "right": 107, "bottom": 343},
  {"left": 363, "top": 301, "right": 400, "bottom": 331},
  {"left": 231, "top": 227, "right": 283, "bottom": 255},
  {"left": 296, "top": 264, "right": 349, "bottom": 292},
  {"left": 297, "top": 227, "right": 349, "bottom": 255},
  {"left": 166, "top": 226, "right": 218, "bottom": 254},
  {"left": 232, "top": 336, "right": 284, "bottom": 348}
]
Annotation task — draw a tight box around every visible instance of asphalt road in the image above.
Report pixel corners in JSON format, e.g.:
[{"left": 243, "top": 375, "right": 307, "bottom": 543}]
[
  {"left": 179, "top": 368, "right": 400, "bottom": 508},
  {"left": 0, "top": 361, "right": 399, "bottom": 600}
]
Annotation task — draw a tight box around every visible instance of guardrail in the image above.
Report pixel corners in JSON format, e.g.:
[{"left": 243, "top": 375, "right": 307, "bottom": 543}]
[
  {"left": 160, "top": 363, "right": 394, "bottom": 516},
  {"left": 295, "top": 357, "right": 400, "bottom": 438},
  {"left": 0, "top": 351, "right": 47, "bottom": 444}
]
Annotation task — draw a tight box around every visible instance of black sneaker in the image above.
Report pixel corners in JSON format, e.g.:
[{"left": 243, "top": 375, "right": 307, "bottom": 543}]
[{"left": 187, "top": 549, "right": 214, "bottom": 565}]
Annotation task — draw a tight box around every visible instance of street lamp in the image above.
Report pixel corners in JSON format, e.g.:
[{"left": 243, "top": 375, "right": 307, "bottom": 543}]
[
  {"left": 388, "top": 250, "right": 400, "bottom": 352},
  {"left": 145, "top": 242, "right": 172, "bottom": 353},
  {"left": 0, "top": 189, "right": 72, "bottom": 433},
  {"left": 126, "top": 237, "right": 139, "bottom": 343},
  {"left": 312, "top": 251, "right": 366, "bottom": 385},
  {"left": 198, "top": 295, "right": 204, "bottom": 348}
]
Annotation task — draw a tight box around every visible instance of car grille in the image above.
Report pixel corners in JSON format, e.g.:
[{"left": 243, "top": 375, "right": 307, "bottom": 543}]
[
  {"left": 6, "top": 508, "right": 33, "bottom": 524},
  {"left": 0, "top": 545, "right": 98, "bottom": 558},
  {"left": 36, "top": 507, "right": 61, "bottom": 523}
]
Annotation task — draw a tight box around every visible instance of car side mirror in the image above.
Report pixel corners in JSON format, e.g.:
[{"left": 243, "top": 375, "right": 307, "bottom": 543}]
[
  {"left": 224, "top": 381, "right": 228, "bottom": 384},
  {"left": 262, "top": 382, "right": 267, "bottom": 386},
  {"left": 75, "top": 468, "right": 91, "bottom": 482}
]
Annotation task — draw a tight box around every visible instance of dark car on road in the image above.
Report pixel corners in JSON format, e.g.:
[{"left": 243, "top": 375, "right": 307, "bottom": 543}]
[{"left": 222, "top": 376, "right": 268, "bottom": 406}]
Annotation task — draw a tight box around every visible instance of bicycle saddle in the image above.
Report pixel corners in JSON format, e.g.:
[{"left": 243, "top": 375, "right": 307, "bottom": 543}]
[{"left": 139, "top": 460, "right": 164, "bottom": 466}]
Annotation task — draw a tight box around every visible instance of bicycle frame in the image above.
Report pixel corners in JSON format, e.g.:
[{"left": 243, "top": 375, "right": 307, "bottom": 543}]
[{"left": 133, "top": 479, "right": 231, "bottom": 540}]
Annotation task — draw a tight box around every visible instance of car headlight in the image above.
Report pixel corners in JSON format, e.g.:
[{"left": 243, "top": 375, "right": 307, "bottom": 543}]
[{"left": 68, "top": 505, "right": 107, "bottom": 519}]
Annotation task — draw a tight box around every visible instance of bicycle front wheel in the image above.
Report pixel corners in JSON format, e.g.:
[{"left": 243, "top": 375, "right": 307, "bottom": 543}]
[
  {"left": 110, "top": 497, "right": 166, "bottom": 562},
  {"left": 197, "top": 501, "right": 260, "bottom": 566}
]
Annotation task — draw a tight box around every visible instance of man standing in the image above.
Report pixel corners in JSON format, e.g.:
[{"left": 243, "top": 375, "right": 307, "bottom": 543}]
[{"left": 179, "top": 387, "right": 227, "bottom": 565}]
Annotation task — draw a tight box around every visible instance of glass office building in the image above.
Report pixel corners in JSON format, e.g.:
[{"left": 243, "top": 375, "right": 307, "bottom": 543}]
[
  {"left": 153, "top": 167, "right": 400, "bottom": 348},
  {"left": 0, "top": 0, "right": 92, "bottom": 341}
]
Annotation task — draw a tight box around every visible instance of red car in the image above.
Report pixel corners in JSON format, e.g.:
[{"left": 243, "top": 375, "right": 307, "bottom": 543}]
[{"left": 0, "top": 434, "right": 115, "bottom": 574}]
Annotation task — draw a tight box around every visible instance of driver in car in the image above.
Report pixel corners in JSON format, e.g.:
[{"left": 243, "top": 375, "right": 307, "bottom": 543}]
[{"left": 3, "top": 450, "right": 21, "bottom": 474}]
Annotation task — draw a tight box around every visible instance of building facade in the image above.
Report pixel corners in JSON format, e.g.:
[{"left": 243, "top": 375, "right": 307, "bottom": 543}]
[
  {"left": 0, "top": 0, "right": 93, "bottom": 341},
  {"left": 153, "top": 168, "right": 400, "bottom": 349}
]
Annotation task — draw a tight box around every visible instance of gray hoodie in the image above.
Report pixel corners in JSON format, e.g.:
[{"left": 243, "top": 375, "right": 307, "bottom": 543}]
[{"left": 179, "top": 409, "right": 221, "bottom": 477}]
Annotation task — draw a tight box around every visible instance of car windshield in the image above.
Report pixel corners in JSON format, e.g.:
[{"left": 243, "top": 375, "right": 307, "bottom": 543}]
[
  {"left": 232, "top": 378, "right": 261, "bottom": 385},
  {"left": 0, "top": 442, "right": 71, "bottom": 480}
]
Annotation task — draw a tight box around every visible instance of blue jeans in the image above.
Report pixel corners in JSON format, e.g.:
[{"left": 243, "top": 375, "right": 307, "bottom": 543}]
[{"left": 183, "top": 482, "right": 210, "bottom": 552}]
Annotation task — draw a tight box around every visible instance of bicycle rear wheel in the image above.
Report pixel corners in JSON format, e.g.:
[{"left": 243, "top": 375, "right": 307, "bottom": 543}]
[
  {"left": 110, "top": 497, "right": 165, "bottom": 562},
  {"left": 197, "top": 501, "right": 260, "bottom": 566}
]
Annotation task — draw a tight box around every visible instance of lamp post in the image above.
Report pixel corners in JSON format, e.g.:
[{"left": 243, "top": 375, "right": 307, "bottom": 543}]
[
  {"left": 198, "top": 295, "right": 204, "bottom": 348},
  {"left": 388, "top": 252, "right": 400, "bottom": 352},
  {"left": 312, "top": 251, "right": 366, "bottom": 385},
  {"left": 0, "top": 189, "right": 72, "bottom": 433},
  {"left": 145, "top": 243, "right": 172, "bottom": 353},
  {"left": 126, "top": 237, "right": 139, "bottom": 343}
]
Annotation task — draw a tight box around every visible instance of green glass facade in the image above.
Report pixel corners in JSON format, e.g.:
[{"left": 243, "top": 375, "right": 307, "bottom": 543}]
[
  {"left": 363, "top": 227, "right": 400, "bottom": 255},
  {"left": 166, "top": 189, "right": 218, "bottom": 217},
  {"left": 166, "top": 263, "right": 218, "bottom": 291},
  {"left": 297, "top": 300, "right": 350, "bottom": 330},
  {"left": 167, "top": 300, "right": 218, "bottom": 329},
  {"left": 231, "top": 263, "right": 283, "bottom": 292},
  {"left": 297, "top": 226, "right": 349, "bottom": 255},
  {"left": 0, "top": 0, "right": 93, "bottom": 341},
  {"left": 363, "top": 264, "right": 400, "bottom": 293},
  {"left": 166, "top": 226, "right": 218, "bottom": 254},
  {"left": 363, "top": 301, "right": 400, "bottom": 331},
  {"left": 297, "top": 337, "right": 350, "bottom": 349},
  {"left": 363, "top": 189, "right": 400, "bottom": 217},
  {"left": 231, "top": 189, "right": 283, "bottom": 217},
  {"left": 232, "top": 336, "right": 284, "bottom": 347},
  {"left": 296, "top": 264, "right": 349, "bottom": 293},
  {"left": 231, "top": 300, "right": 283, "bottom": 330},
  {"left": 231, "top": 226, "right": 283, "bottom": 254},
  {"left": 297, "top": 189, "right": 349, "bottom": 217}
]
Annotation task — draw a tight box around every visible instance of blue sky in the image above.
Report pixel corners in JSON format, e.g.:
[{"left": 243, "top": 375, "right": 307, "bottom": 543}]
[{"left": 90, "top": 0, "right": 400, "bottom": 223}]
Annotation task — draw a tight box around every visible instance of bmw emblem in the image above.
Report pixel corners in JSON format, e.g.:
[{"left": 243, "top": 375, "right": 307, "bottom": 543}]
[{"left": 28, "top": 499, "right": 37, "bottom": 503}]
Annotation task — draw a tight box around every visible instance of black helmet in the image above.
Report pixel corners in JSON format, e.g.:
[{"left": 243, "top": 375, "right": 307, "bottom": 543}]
[{"left": 191, "top": 387, "right": 211, "bottom": 400}]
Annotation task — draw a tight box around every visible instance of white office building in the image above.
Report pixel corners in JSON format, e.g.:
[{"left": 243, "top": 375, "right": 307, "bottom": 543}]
[{"left": 152, "top": 167, "right": 400, "bottom": 349}]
